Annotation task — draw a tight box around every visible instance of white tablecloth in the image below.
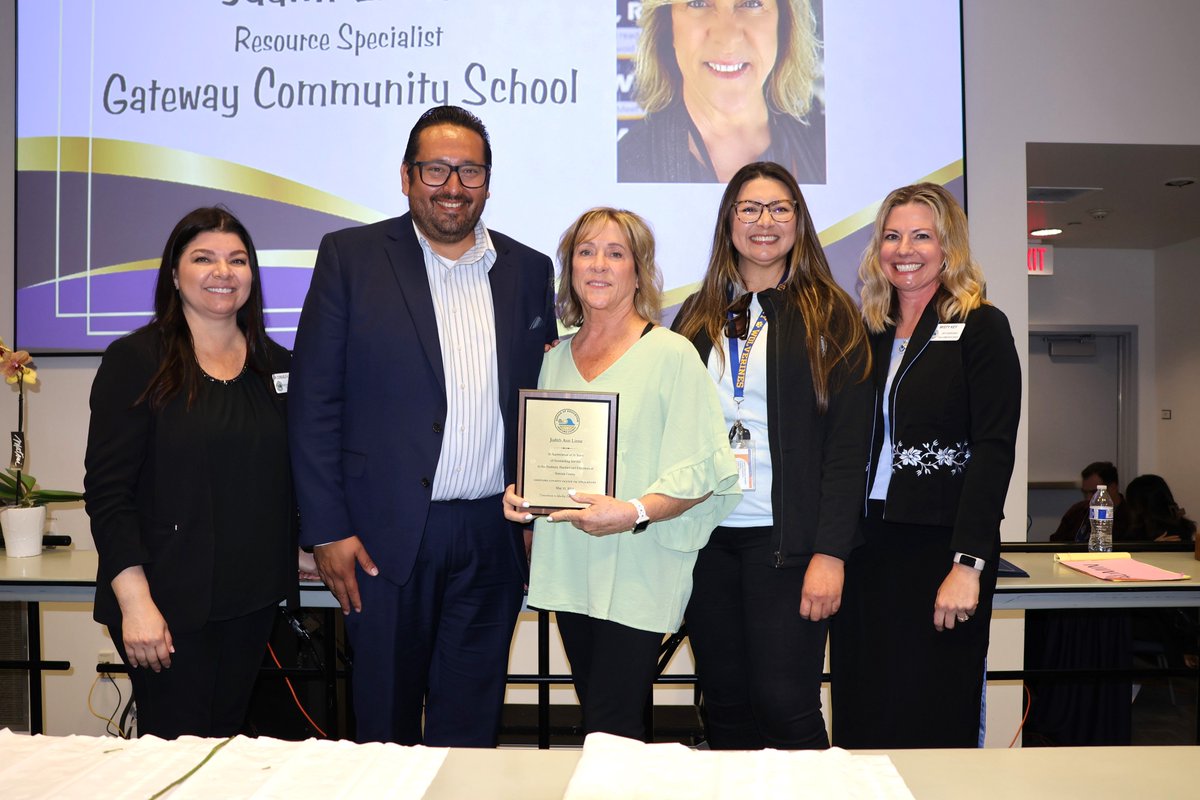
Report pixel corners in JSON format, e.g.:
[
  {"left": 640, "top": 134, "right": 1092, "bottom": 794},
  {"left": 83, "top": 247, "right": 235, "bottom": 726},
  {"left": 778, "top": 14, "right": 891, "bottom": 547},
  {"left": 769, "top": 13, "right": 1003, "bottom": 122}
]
[
  {"left": 0, "top": 729, "right": 448, "bottom": 800},
  {"left": 564, "top": 733, "right": 914, "bottom": 800}
]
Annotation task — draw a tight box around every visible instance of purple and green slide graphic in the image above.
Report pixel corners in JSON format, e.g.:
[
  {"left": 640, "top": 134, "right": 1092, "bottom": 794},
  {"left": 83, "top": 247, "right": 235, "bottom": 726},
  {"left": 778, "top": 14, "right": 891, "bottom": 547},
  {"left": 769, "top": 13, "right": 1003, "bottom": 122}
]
[
  {"left": 17, "top": 137, "right": 376, "bottom": 352},
  {"left": 15, "top": 1, "right": 963, "bottom": 354}
]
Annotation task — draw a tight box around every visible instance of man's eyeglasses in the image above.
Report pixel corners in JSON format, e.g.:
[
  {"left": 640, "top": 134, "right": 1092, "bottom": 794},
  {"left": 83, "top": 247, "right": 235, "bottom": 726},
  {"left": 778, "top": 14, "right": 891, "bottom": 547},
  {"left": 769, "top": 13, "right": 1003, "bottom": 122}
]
[
  {"left": 411, "top": 161, "right": 490, "bottom": 189},
  {"left": 732, "top": 200, "right": 798, "bottom": 225},
  {"left": 724, "top": 292, "right": 753, "bottom": 340}
]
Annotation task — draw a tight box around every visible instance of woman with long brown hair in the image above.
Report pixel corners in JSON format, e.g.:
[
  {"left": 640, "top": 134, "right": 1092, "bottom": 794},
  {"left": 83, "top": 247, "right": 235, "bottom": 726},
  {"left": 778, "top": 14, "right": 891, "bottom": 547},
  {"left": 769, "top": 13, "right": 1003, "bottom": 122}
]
[{"left": 673, "top": 161, "right": 871, "bottom": 749}]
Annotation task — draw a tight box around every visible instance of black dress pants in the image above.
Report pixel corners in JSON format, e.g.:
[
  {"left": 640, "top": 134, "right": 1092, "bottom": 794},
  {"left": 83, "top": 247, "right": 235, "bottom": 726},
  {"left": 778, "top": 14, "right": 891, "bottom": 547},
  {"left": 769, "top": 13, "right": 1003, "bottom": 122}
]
[
  {"left": 112, "top": 603, "right": 277, "bottom": 739},
  {"left": 831, "top": 509, "right": 997, "bottom": 749},
  {"left": 686, "top": 526, "right": 831, "bottom": 750},
  {"left": 555, "top": 611, "right": 665, "bottom": 741}
]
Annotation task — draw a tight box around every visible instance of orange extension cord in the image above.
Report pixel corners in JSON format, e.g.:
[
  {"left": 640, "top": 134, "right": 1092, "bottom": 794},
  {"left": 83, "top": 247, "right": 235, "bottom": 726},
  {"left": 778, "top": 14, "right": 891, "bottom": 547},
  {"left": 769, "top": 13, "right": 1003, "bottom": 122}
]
[
  {"left": 266, "top": 642, "right": 328, "bottom": 738},
  {"left": 1008, "top": 683, "right": 1033, "bottom": 747}
]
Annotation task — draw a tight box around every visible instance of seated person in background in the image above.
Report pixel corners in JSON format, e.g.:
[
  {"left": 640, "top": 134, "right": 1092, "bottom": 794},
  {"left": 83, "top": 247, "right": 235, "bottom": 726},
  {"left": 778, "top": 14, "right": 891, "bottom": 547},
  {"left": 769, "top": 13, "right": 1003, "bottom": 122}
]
[
  {"left": 1125, "top": 475, "right": 1199, "bottom": 671},
  {"left": 1123, "top": 474, "right": 1197, "bottom": 543},
  {"left": 1049, "top": 461, "right": 1129, "bottom": 543}
]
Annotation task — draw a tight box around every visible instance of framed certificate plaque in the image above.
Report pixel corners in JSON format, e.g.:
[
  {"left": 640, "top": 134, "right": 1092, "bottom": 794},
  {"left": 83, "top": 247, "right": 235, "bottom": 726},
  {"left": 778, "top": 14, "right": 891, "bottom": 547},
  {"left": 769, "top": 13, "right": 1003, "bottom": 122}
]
[{"left": 516, "top": 389, "right": 618, "bottom": 514}]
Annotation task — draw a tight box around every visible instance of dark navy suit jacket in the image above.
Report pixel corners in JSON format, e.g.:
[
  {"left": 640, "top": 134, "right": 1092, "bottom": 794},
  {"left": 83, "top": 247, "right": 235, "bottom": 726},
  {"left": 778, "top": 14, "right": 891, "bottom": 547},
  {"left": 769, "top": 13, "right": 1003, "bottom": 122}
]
[{"left": 288, "top": 213, "right": 555, "bottom": 585}]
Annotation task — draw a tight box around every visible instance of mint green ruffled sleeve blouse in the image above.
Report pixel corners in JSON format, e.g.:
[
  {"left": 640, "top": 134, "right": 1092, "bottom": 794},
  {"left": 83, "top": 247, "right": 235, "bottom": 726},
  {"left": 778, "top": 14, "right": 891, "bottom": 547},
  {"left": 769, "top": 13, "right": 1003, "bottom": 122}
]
[{"left": 527, "top": 327, "right": 741, "bottom": 634}]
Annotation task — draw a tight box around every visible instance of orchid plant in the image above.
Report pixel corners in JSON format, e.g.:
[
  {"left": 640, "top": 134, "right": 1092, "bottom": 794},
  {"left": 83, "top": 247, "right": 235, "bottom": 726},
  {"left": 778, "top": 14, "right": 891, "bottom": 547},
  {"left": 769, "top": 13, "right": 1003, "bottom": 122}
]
[{"left": 0, "top": 337, "right": 82, "bottom": 508}]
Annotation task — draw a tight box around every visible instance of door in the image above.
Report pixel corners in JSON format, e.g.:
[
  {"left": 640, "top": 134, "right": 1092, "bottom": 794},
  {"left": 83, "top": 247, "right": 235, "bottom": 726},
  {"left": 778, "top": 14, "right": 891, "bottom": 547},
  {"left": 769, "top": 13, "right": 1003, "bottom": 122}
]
[{"left": 1026, "top": 330, "right": 1132, "bottom": 540}]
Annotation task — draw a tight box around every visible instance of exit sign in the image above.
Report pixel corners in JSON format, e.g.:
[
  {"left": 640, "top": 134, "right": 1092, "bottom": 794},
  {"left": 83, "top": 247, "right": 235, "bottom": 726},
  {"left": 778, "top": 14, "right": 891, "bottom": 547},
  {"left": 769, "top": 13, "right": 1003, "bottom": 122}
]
[{"left": 1027, "top": 243, "right": 1054, "bottom": 275}]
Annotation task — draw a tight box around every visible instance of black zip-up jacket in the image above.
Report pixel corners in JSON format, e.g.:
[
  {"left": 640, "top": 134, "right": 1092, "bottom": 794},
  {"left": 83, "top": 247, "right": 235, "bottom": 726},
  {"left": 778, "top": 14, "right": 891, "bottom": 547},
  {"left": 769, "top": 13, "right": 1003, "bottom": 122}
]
[
  {"left": 674, "top": 287, "right": 872, "bottom": 565},
  {"left": 864, "top": 296, "right": 1021, "bottom": 559}
]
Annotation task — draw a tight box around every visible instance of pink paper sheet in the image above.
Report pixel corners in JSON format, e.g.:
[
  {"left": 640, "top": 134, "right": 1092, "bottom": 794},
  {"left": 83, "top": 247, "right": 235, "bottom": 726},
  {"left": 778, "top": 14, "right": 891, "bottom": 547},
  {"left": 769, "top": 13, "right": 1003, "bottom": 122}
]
[{"left": 1055, "top": 557, "right": 1190, "bottom": 582}]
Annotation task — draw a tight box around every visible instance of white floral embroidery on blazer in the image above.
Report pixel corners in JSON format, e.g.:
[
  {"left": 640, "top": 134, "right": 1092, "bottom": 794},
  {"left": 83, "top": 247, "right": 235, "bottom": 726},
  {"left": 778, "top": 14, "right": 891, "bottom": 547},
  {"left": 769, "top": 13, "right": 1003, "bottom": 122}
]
[{"left": 893, "top": 440, "right": 972, "bottom": 476}]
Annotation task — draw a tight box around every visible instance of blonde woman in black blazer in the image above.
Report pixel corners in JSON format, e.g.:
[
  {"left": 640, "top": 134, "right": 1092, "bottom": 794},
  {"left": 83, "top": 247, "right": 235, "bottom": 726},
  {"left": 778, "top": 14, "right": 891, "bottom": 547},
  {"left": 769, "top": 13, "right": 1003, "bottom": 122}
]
[
  {"left": 831, "top": 183, "right": 1021, "bottom": 749},
  {"left": 85, "top": 207, "right": 299, "bottom": 739}
]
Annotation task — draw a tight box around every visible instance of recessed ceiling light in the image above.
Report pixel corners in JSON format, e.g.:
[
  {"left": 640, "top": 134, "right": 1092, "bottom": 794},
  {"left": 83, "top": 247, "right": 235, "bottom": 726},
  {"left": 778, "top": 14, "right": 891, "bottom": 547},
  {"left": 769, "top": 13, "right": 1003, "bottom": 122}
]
[
  {"left": 1164, "top": 177, "right": 1195, "bottom": 188},
  {"left": 1030, "top": 227, "right": 1063, "bottom": 237}
]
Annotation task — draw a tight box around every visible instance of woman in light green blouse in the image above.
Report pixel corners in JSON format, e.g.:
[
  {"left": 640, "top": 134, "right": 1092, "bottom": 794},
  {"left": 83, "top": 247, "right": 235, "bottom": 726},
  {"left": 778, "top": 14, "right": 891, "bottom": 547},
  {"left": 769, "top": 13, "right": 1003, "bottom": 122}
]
[{"left": 504, "top": 207, "right": 739, "bottom": 741}]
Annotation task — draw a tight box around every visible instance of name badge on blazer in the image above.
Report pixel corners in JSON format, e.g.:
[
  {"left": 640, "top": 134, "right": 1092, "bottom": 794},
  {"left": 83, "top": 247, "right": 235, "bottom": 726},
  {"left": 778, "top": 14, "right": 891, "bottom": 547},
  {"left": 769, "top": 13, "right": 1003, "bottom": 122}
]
[
  {"left": 272, "top": 373, "right": 289, "bottom": 394},
  {"left": 931, "top": 323, "right": 965, "bottom": 342}
]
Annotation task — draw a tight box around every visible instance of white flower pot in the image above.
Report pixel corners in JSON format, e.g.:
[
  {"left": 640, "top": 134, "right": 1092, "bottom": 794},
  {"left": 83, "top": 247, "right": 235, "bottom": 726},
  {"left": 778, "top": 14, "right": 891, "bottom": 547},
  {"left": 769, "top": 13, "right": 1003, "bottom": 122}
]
[{"left": 1, "top": 506, "right": 47, "bottom": 558}]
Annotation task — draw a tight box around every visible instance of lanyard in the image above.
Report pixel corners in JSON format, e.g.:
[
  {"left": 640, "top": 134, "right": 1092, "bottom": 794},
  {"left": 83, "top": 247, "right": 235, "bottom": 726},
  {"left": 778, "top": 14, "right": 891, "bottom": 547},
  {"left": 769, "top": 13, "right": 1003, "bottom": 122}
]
[
  {"left": 727, "top": 305, "right": 768, "bottom": 406},
  {"left": 725, "top": 272, "right": 786, "bottom": 412}
]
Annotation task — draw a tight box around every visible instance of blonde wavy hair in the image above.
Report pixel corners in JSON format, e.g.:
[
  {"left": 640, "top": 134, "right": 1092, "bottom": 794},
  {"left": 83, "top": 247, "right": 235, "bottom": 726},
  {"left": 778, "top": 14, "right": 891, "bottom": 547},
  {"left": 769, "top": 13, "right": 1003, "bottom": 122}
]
[
  {"left": 858, "top": 183, "right": 988, "bottom": 334},
  {"left": 634, "top": 0, "right": 820, "bottom": 119},
  {"left": 555, "top": 208, "right": 664, "bottom": 328}
]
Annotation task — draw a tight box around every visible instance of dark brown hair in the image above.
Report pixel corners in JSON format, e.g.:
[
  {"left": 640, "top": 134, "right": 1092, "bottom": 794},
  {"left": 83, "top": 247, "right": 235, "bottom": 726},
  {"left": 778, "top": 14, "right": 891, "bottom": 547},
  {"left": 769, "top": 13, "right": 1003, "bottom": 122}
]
[
  {"left": 675, "top": 161, "right": 869, "bottom": 412},
  {"left": 138, "top": 206, "right": 269, "bottom": 410},
  {"left": 1125, "top": 474, "right": 1197, "bottom": 543}
]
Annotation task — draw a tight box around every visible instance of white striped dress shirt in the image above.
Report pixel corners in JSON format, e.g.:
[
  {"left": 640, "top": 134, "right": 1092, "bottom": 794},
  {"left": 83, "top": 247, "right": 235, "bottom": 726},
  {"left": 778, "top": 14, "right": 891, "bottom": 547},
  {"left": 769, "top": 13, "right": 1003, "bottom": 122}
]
[{"left": 415, "top": 220, "right": 505, "bottom": 500}]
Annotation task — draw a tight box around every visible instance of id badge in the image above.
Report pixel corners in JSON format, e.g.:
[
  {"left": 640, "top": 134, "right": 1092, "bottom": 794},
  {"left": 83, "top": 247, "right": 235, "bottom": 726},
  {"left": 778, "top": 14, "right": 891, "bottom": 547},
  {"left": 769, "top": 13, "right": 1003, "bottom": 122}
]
[
  {"left": 732, "top": 442, "right": 756, "bottom": 491},
  {"left": 729, "top": 422, "right": 755, "bottom": 492},
  {"left": 931, "top": 323, "right": 965, "bottom": 341}
]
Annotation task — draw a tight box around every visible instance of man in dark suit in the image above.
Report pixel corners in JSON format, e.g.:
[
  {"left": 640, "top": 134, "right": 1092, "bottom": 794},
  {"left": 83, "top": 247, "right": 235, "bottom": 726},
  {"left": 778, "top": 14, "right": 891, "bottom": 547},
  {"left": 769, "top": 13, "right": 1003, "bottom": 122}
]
[{"left": 289, "top": 106, "right": 555, "bottom": 746}]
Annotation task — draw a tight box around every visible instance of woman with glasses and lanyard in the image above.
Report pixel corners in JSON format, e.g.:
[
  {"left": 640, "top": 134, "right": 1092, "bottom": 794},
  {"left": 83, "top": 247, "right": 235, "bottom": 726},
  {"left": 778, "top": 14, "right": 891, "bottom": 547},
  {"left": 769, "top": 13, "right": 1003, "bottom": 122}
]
[{"left": 672, "top": 161, "right": 871, "bottom": 749}]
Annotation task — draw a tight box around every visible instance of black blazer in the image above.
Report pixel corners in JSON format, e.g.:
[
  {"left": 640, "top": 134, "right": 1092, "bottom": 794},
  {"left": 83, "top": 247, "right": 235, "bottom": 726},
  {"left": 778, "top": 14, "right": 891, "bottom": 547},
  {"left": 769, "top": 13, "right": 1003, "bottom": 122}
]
[
  {"left": 674, "top": 287, "right": 873, "bottom": 563},
  {"left": 84, "top": 327, "right": 297, "bottom": 631},
  {"left": 865, "top": 296, "right": 1021, "bottom": 559},
  {"left": 287, "top": 214, "right": 555, "bottom": 585}
]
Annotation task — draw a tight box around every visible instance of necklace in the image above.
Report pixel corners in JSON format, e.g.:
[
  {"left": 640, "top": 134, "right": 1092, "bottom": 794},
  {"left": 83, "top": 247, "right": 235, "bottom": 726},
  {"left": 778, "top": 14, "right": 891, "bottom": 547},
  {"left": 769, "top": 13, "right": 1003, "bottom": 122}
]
[
  {"left": 201, "top": 362, "right": 248, "bottom": 385},
  {"left": 898, "top": 338, "right": 910, "bottom": 354}
]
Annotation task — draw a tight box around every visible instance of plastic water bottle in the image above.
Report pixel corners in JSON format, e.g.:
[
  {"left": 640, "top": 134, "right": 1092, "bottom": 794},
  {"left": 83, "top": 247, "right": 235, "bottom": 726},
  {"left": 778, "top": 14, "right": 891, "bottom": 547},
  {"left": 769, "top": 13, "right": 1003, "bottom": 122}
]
[{"left": 1088, "top": 485, "right": 1114, "bottom": 552}]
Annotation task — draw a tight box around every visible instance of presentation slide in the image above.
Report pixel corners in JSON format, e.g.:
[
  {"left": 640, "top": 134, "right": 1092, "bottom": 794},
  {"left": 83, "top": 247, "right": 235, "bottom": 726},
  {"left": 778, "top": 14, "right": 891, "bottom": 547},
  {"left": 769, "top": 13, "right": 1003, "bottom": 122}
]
[{"left": 15, "top": 0, "right": 963, "bottom": 353}]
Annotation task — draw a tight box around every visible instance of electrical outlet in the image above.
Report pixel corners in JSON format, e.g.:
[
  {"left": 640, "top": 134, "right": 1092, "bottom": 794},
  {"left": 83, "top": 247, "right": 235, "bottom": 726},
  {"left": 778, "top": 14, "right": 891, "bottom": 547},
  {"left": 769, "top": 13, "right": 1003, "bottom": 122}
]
[{"left": 98, "top": 649, "right": 117, "bottom": 666}]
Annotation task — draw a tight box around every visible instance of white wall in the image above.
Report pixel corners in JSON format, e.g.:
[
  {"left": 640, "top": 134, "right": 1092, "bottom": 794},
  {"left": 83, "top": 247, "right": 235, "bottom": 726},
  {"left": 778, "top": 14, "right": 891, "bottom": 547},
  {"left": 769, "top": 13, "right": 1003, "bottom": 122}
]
[
  {"left": 962, "top": 0, "right": 1200, "bottom": 747},
  {"left": 1154, "top": 234, "right": 1200, "bottom": 510},
  {"left": 965, "top": 0, "right": 1200, "bottom": 532},
  {"left": 1028, "top": 246, "right": 1158, "bottom": 473},
  {"left": 1025, "top": 247, "right": 1160, "bottom": 540},
  {"left": 7, "top": 0, "right": 1200, "bottom": 743}
]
